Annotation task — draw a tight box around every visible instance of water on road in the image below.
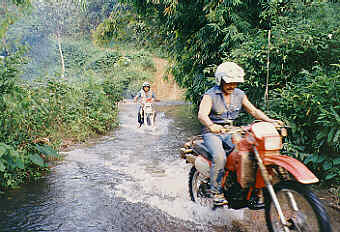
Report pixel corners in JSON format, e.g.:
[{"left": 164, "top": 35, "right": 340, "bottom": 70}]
[
  {"left": 0, "top": 101, "right": 338, "bottom": 232},
  {"left": 0, "top": 102, "right": 245, "bottom": 232}
]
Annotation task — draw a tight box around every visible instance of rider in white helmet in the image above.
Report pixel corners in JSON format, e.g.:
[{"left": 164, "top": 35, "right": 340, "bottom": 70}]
[
  {"left": 198, "top": 62, "right": 283, "bottom": 206},
  {"left": 134, "top": 82, "right": 156, "bottom": 127}
]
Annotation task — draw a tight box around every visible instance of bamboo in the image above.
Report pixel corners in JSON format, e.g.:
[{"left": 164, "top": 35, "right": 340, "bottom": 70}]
[{"left": 265, "top": 30, "right": 271, "bottom": 110}]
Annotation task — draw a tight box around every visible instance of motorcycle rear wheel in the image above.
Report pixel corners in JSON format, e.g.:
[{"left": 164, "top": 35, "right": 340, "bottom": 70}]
[
  {"left": 188, "top": 167, "right": 213, "bottom": 207},
  {"left": 265, "top": 181, "right": 332, "bottom": 232}
]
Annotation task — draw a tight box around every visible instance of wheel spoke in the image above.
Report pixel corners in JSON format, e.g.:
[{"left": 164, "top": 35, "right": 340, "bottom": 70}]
[
  {"left": 265, "top": 182, "right": 331, "bottom": 232},
  {"left": 285, "top": 190, "right": 299, "bottom": 211},
  {"left": 270, "top": 190, "right": 317, "bottom": 231}
]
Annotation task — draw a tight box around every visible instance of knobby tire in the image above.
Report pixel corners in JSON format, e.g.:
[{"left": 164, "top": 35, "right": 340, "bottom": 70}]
[
  {"left": 265, "top": 181, "right": 332, "bottom": 232},
  {"left": 188, "top": 166, "right": 197, "bottom": 202}
]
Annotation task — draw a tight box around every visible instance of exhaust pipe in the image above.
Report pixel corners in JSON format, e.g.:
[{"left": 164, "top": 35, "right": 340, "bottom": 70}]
[{"left": 195, "top": 156, "right": 210, "bottom": 177}]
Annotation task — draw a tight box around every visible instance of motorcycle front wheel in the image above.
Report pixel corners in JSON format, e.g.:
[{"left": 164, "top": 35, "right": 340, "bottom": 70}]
[
  {"left": 145, "top": 113, "right": 152, "bottom": 126},
  {"left": 188, "top": 167, "right": 213, "bottom": 207},
  {"left": 265, "top": 181, "right": 332, "bottom": 232}
]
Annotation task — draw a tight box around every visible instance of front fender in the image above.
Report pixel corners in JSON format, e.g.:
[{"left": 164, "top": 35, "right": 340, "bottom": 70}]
[{"left": 263, "top": 154, "right": 319, "bottom": 184}]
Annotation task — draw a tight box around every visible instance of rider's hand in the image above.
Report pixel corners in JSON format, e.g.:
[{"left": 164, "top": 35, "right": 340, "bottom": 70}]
[
  {"left": 208, "top": 124, "right": 224, "bottom": 134},
  {"left": 270, "top": 119, "right": 284, "bottom": 127}
]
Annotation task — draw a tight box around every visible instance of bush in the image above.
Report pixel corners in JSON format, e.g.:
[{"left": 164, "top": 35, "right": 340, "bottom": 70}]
[
  {"left": 0, "top": 38, "right": 156, "bottom": 190},
  {"left": 86, "top": 51, "right": 121, "bottom": 72},
  {"left": 0, "top": 73, "right": 123, "bottom": 190},
  {"left": 273, "top": 66, "right": 340, "bottom": 182},
  {"left": 227, "top": 1, "right": 340, "bottom": 183},
  {"left": 124, "top": 0, "right": 340, "bottom": 184}
]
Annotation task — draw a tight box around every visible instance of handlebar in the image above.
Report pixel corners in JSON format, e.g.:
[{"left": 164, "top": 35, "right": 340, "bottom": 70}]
[
  {"left": 218, "top": 120, "right": 288, "bottom": 137},
  {"left": 219, "top": 125, "right": 244, "bottom": 134}
]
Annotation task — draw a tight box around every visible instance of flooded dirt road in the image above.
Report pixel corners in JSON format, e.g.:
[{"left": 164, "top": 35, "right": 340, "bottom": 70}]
[{"left": 0, "top": 102, "right": 339, "bottom": 232}]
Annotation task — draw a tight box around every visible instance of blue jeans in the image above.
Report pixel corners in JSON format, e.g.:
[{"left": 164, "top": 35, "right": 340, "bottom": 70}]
[{"left": 203, "top": 133, "right": 234, "bottom": 193}]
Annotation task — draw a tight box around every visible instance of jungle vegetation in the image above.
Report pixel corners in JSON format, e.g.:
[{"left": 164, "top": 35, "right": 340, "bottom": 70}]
[
  {"left": 95, "top": 0, "right": 340, "bottom": 185},
  {"left": 1, "top": 0, "right": 340, "bottom": 190},
  {"left": 0, "top": 0, "right": 155, "bottom": 190}
]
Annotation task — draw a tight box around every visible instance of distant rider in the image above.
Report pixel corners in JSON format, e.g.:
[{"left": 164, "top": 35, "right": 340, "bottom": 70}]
[
  {"left": 134, "top": 82, "right": 156, "bottom": 127},
  {"left": 198, "top": 62, "right": 283, "bottom": 206}
]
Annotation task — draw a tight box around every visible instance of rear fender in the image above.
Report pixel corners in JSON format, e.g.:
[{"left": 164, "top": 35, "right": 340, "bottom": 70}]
[{"left": 263, "top": 154, "right": 319, "bottom": 184}]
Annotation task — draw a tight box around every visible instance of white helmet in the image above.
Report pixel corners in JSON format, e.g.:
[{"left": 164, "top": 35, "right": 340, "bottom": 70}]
[
  {"left": 142, "top": 82, "right": 151, "bottom": 87},
  {"left": 215, "top": 62, "right": 245, "bottom": 85}
]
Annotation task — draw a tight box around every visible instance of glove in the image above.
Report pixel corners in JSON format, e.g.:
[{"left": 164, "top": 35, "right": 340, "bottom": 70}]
[{"left": 208, "top": 124, "right": 224, "bottom": 134}]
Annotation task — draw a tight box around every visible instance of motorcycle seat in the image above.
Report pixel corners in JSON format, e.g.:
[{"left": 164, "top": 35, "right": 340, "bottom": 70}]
[{"left": 192, "top": 140, "right": 212, "bottom": 160}]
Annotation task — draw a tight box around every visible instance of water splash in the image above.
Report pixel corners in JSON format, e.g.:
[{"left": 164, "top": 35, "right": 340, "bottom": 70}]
[{"left": 110, "top": 102, "right": 245, "bottom": 225}]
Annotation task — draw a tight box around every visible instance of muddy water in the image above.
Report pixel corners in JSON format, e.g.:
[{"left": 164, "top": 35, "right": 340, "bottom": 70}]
[{"left": 0, "top": 102, "right": 339, "bottom": 232}]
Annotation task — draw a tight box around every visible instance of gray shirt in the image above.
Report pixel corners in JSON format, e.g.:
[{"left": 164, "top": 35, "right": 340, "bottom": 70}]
[
  {"left": 202, "top": 86, "right": 245, "bottom": 133},
  {"left": 136, "top": 90, "right": 155, "bottom": 99}
]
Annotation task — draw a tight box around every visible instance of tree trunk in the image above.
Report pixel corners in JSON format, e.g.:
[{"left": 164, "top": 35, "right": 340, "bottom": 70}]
[{"left": 57, "top": 32, "right": 65, "bottom": 78}]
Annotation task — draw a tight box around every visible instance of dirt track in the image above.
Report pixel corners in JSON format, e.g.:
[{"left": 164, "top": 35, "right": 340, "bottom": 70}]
[{"left": 151, "top": 57, "right": 185, "bottom": 101}]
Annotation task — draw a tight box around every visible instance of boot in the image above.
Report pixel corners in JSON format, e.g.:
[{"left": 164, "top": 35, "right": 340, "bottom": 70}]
[{"left": 213, "top": 192, "right": 228, "bottom": 206}]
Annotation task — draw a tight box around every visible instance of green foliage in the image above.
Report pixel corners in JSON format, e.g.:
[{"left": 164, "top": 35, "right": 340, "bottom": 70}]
[
  {"left": 0, "top": 0, "right": 31, "bottom": 40},
  {"left": 0, "top": 37, "right": 156, "bottom": 190},
  {"left": 76, "top": 0, "right": 116, "bottom": 34},
  {"left": 92, "top": 17, "right": 117, "bottom": 46},
  {"left": 277, "top": 66, "right": 340, "bottom": 182},
  {"left": 118, "top": 0, "right": 265, "bottom": 105},
  {"left": 227, "top": 1, "right": 340, "bottom": 182},
  {"left": 121, "top": 0, "right": 340, "bottom": 184},
  {"left": 0, "top": 71, "right": 120, "bottom": 189},
  {"left": 61, "top": 41, "right": 89, "bottom": 69},
  {"left": 275, "top": 67, "right": 340, "bottom": 152},
  {"left": 0, "top": 0, "right": 156, "bottom": 191},
  {"left": 92, "top": 4, "right": 139, "bottom": 46},
  {"left": 0, "top": 143, "right": 25, "bottom": 172},
  {"left": 2, "top": 0, "right": 118, "bottom": 79},
  {"left": 92, "top": 3, "right": 155, "bottom": 48},
  {"left": 10, "top": 0, "right": 31, "bottom": 7},
  {"left": 86, "top": 51, "right": 121, "bottom": 72}
]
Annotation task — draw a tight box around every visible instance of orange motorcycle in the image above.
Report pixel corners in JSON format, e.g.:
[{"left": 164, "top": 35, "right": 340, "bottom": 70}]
[{"left": 180, "top": 121, "right": 332, "bottom": 232}]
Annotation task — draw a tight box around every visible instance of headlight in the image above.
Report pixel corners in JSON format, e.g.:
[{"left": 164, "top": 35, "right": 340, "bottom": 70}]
[{"left": 264, "top": 136, "right": 282, "bottom": 150}]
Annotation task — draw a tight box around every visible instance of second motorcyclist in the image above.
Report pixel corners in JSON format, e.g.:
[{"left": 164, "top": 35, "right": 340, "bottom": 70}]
[
  {"left": 197, "top": 61, "right": 282, "bottom": 206},
  {"left": 134, "top": 82, "right": 156, "bottom": 128}
]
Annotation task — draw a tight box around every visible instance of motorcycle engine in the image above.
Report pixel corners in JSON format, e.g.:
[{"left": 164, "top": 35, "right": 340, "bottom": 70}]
[{"left": 224, "top": 172, "right": 249, "bottom": 209}]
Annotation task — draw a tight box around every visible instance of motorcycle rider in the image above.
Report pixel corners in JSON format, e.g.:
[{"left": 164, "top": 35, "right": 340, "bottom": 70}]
[
  {"left": 198, "top": 62, "right": 283, "bottom": 206},
  {"left": 134, "top": 82, "right": 156, "bottom": 127}
]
